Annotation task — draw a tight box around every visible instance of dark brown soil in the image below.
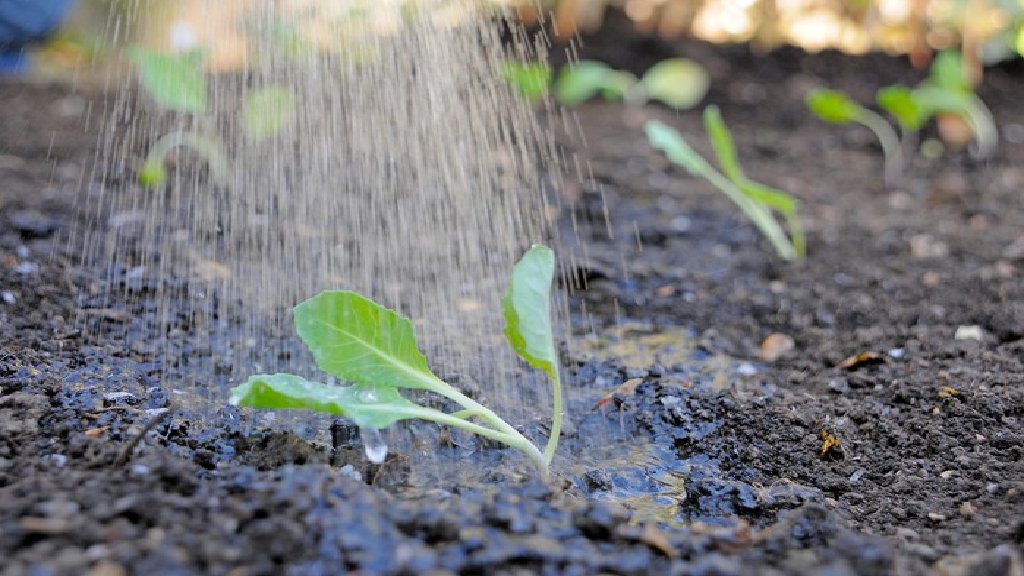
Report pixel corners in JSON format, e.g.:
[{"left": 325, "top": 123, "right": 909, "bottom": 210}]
[{"left": 2, "top": 15, "right": 1023, "bottom": 576}]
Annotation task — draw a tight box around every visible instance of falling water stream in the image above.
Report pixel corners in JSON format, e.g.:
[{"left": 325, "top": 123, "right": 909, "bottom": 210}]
[
  {"left": 77, "top": 1, "right": 765, "bottom": 513},
  {"left": 84, "top": 0, "right": 566, "bottom": 448}
]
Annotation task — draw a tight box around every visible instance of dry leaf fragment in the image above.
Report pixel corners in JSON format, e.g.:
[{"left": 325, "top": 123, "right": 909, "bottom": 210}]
[
  {"left": 593, "top": 378, "right": 643, "bottom": 410},
  {"left": 837, "top": 351, "right": 883, "bottom": 370},
  {"left": 641, "top": 523, "right": 678, "bottom": 558},
  {"left": 84, "top": 426, "right": 110, "bottom": 438},
  {"left": 938, "top": 386, "right": 959, "bottom": 400},
  {"left": 818, "top": 429, "right": 845, "bottom": 461}
]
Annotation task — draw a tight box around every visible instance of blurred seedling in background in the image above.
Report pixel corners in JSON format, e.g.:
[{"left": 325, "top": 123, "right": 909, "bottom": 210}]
[
  {"left": 503, "top": 58, "right": 709, "bottom": 111},
  {"left": 230, "top": 245, "right": 564, "bottom": 473},
  {"left": 806, "top": 50, "right": 996, "bottom": 188},
  {"left": 646, "top": 107, "right": 805, "bottom": 262},
  {"left": 130, "top": 48, "right": 296, "bottom": 187}
]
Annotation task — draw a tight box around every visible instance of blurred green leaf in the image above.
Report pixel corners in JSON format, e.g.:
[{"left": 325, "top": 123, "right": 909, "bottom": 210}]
[
  {"left": 243, "top": 87, "right": 296, "bottom": 141},
  {"left": 877, "top": 86, "right": 930, "bottom": 132},
  {"left": 129, "top": 48, "right": 207, "bottom": 113},
  {"left": 806, "top": 89, "right": 864, "bottom": 124},
  {"left": 928, "top": 50, "right": 970, "bottom": 93},
  {"left": 640, "top": 58, "right": 709, "bottom": 110},
  {"left": 137, "top": 160, "right": 168, "bottom": 188},
  {"left": 502, "top": 62, "right": 552, "bottom": 102},
  {"left": 555, "top": 61, "right": 616, "bottom": 106}
]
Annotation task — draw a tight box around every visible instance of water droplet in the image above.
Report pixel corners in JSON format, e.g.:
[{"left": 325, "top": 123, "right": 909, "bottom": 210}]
[
  {"left": 357, "top": 389, "right": 378, "bottom": 403},
  {"left": 359, "top": 426, "right": 387, "bottom": 464}
]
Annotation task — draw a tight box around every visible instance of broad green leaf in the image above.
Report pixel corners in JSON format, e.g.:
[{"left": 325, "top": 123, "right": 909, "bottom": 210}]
[
  {"left": 703, "top": 105, "right": 744, "bottom": 183},
  {"left": 644, "top": 120, "right": 713, "bottom": 176},
  {"left": 293, "top": 290, "right": 440, "bottom": 391},
  {"left": 928, "top": 50, "right": 969, "bottom": 93},
  {"left": 129, "top": 48, "right": 207, "bottom": 113},
  {"left": 877, "top": 86, "right": 930, "bottom": 132},
  {"left": 555, "top": 61, "right": 615, "bottom": 106},
  {"left": 503, "top": 245, "right": 557, "bottom": 380},
  {"left": 229, "top": 373, "right": 422, "bottom": 428},
  {"left": 640, "top": 58, "right": 709, "bottom": 110},
  {"left": 806, "top": 89, "right": 863, "bottom": 124},
  {"left": 243, "top": 87, "right": 296, "bottom": 141},
  {"left": 502, "top": 62, "right": 552, "bottom": 102}
]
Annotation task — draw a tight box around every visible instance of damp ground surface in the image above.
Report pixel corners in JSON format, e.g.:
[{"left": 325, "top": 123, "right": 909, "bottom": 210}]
[{"left": 3, "top": 20, "right": 1024, "bottom": 576}]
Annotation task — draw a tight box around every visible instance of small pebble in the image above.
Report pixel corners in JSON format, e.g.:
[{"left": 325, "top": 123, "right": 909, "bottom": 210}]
[
  {"left": 928, "top": 512, "right": 947, "bottom": 521},
  {"left": 959, "top": 502, "right": 976, "bottom": 517},
  {"left": 13, "top": 262, "right": 38, "bottom": 274},
  {"left": 659, "top": 396, "right": 681, "bottom": 406},
  {"left": 736, "top": 363, "right": 758, "bottom": 376},
  {"left": 1, "top": 291, "right": 14, "bottom": 304},
  {"left": 103, "top": 392, "right": 135, "bottom": 402},
  {"left": 41, "top": 454, "right": 67, "bottom": 467},
  {"left": 954, "top": 325, "right": 984, "bottom": 341},
  {"left": 887, "top": 348, "right": 904, "bottom": 359}
]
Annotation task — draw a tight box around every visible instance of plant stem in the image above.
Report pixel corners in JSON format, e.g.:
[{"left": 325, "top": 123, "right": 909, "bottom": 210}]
[
  {"left": 425, "top": 376, "right": 549, "bottom": 472},
  {"left": 543, "top": 368, "right": 562, "bottom": 465},
  {"left": 351, "top": 402, "right": 547, "bottom": 470},
  {"left": 854, "top": 110, "right": 902, "bottom": 188},
  {"left": 143, "top": 130, "right": 230, "bottom": 182}
]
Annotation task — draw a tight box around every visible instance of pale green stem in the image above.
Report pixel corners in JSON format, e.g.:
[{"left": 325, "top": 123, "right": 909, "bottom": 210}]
[
  {"left": 351, "top": 403, "right": 546, "bottom": 470},
  {"left": 854, "top": 110, "right": 902, "bottom": 188},
  {"left": 144, "top": 130, "right": 229, "bottom": 182},
  {"left": 542, "top": 366, "right": 562, "bottom": 465},
  {"left": 423, "top": 376, "right": 549, "bottom": 472}
]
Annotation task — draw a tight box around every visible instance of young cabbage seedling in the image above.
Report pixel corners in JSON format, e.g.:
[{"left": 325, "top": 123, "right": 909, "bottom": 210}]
[
  {"left": 131, "top": 48, "right": 296, "bottom": 188},
  {"left": 503, "top": 58, "right": 709, "bottom": 111},
  {"left": 229, "top": 245, "right": 563, "bottom": 472},
  {"left": 806, "top": 50, "right": 997, "bottom": 187},
  {"left": 645, "top": 107, "right": 805, "bottom": 262},
  {"left": 806, "top": 89, "right": 903, "bottom": 188}
]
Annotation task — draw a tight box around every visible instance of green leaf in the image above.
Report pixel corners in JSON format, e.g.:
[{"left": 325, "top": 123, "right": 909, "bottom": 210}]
[
  {"left": 502, "top": 62, "right": 552, "bottom": 102},
  {"left": 129, "top": 48, "right": 207, "bottom": 113},
  {"left": 806, "top": 89, "right": 864, "bottom": 124},
  {"left": 138, "top": 160, "right": 168, "bottom": 188},
  {"left": 703, "top": 105, "right": 744, "bottom": 183},
  {"left": 644, "top": 120, "right": 713, "bottom": 175},
  {"left": 929, "top": 50, "right": 969, "bottom": 93},
  {"left": 503, "top": 245, "right": 557, "bottom": 380},
  {"left": 877, "top": 86, "right": 930, "bottom": 132},
  {"left": 554, "top": 61, "right": 616, "bottom": 106},
  {"left": 293, "top": 290, "right": 441, "bottom": 391},
  {"left": 243, "top": 87, "right": 296, "bottom": 141},
  {"left": 640, "top": 58, "right": 709, "bottom": 110},
  {"left": 229, "top": 373, "right": 422, "bottom": 428}
]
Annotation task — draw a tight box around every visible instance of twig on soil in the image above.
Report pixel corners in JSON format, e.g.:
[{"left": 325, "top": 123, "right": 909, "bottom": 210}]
[{"left": 114, "top": 402, "right": 174, "bottom": 466}]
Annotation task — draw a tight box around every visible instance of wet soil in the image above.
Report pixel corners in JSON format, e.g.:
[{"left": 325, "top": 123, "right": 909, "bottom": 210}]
[{"left": 2, "top": 16, "right": 1023, "bottom": 575}]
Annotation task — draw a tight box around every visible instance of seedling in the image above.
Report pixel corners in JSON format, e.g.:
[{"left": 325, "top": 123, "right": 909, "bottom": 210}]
[
  {"left": 807, "top": 50, "right": 997, "bottom": 187},
  {"left": 806, "top": 89, "right": 903, "bottom": 187},
  {"left": 130, "top": 48, "right": 296, "bottom": 187},
  {"left": 504, "top": 58, "right": 709, "bottom": 111},
  {"left": 645, "top": 107, "right": 805, "bottom": 262},
  {"left": 229, "top": 245, "right": 564, "bottom": 472}
]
